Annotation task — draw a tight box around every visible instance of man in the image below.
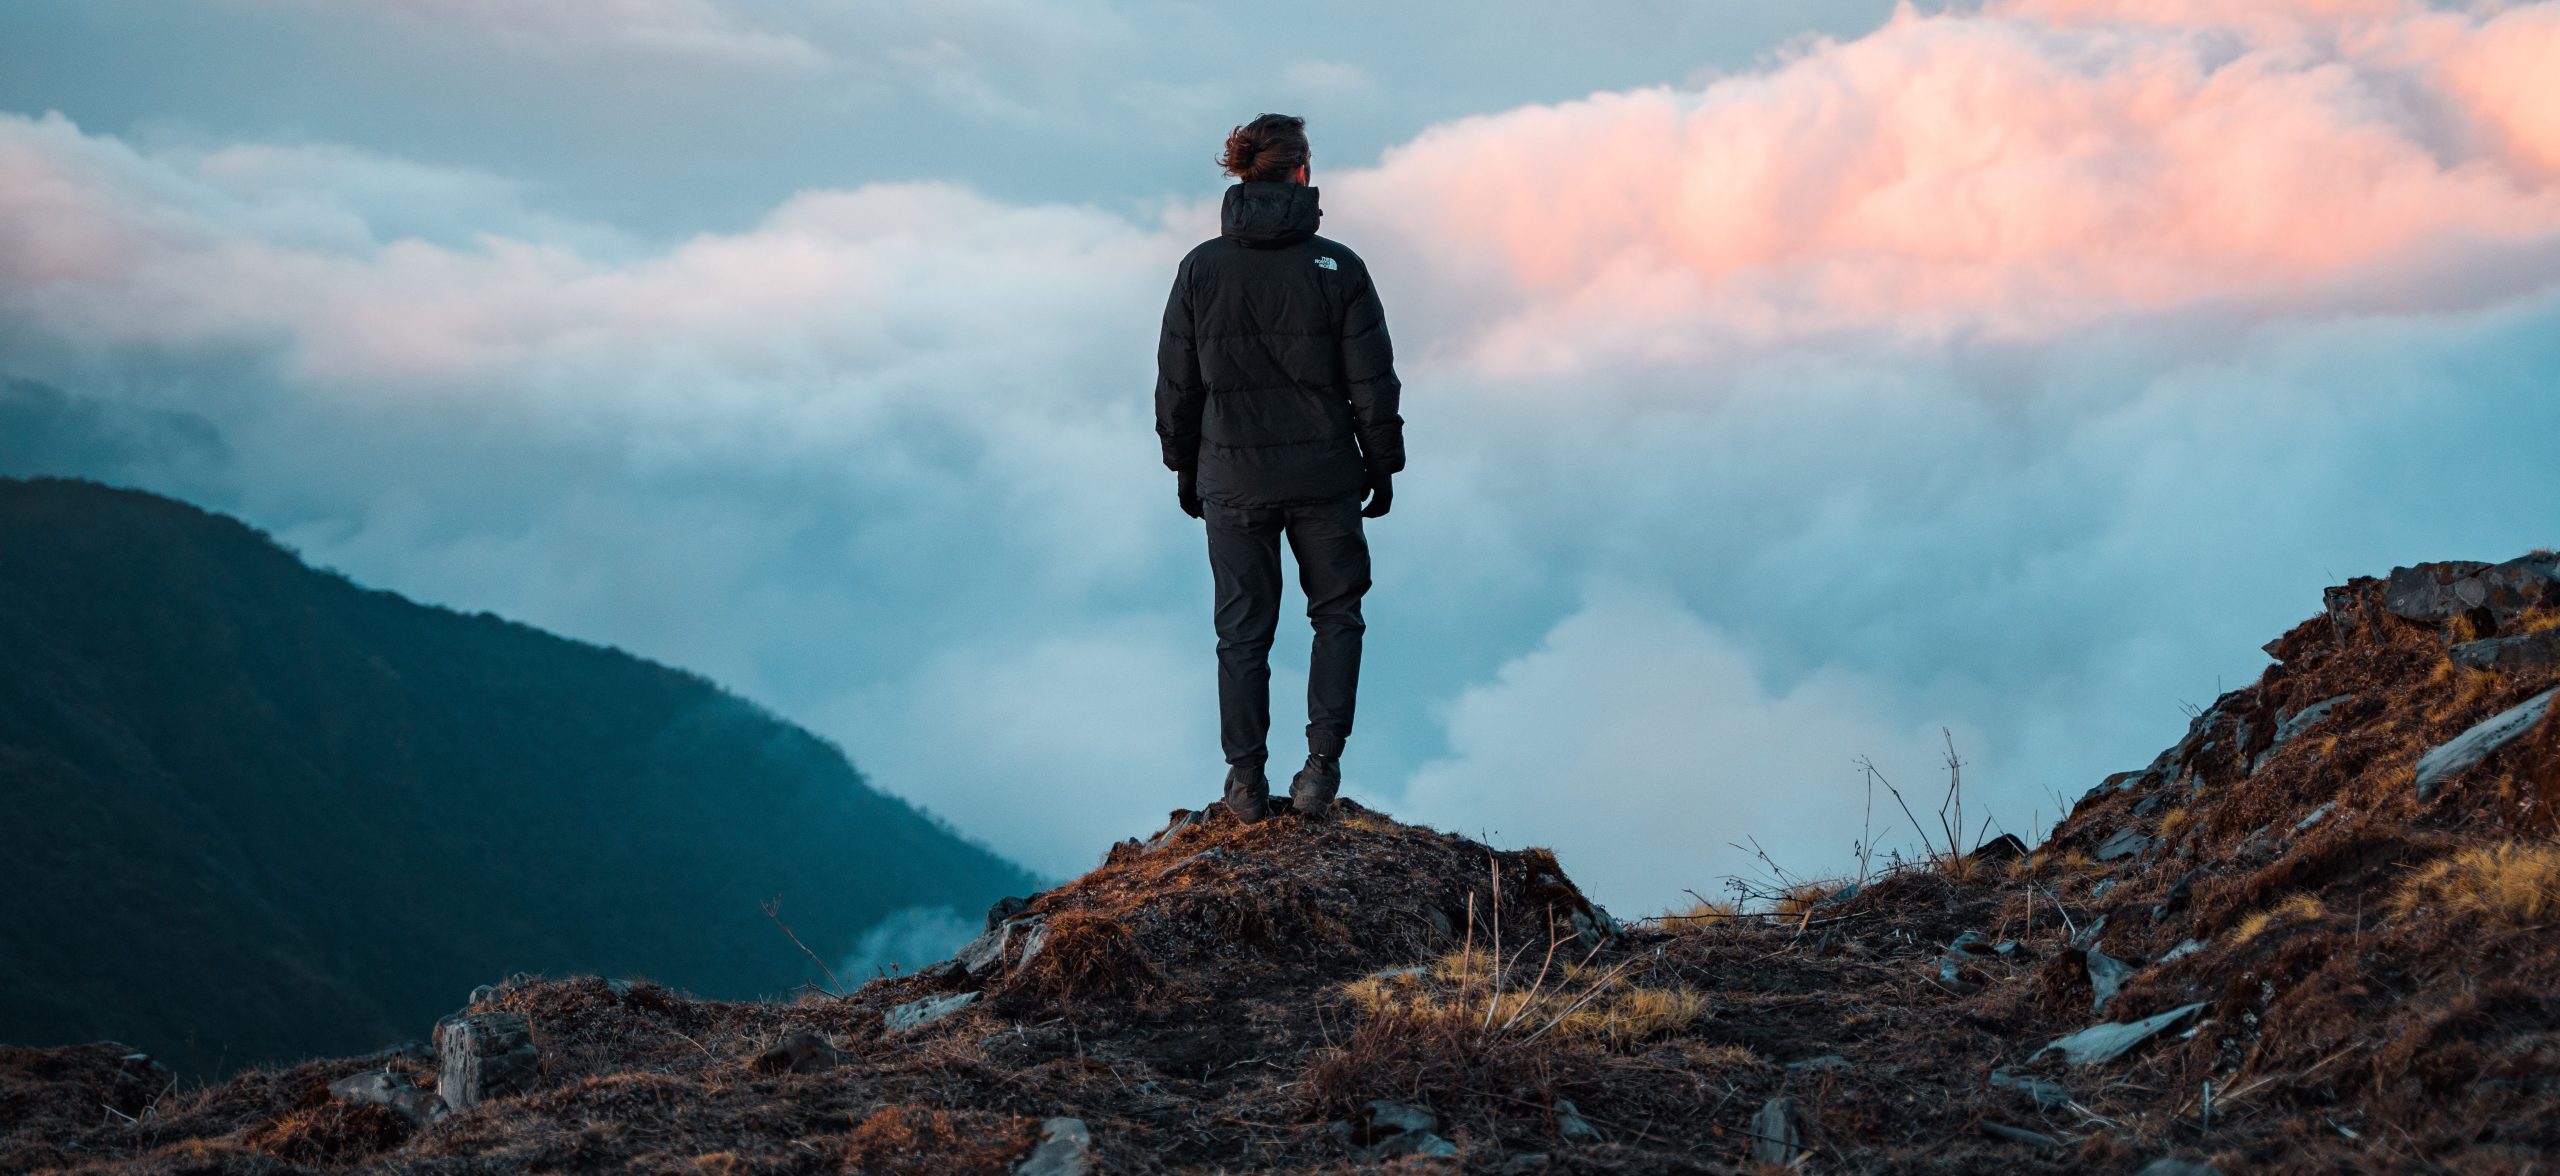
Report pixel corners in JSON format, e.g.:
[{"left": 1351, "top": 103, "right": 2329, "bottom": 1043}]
[{"left": 1155, "top": 113, "right": 1404, "bottom": 822}]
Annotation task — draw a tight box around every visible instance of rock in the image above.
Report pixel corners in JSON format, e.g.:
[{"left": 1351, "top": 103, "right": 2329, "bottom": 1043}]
[
  {"left": 1946, "top": 931, "right": 1993, "bottom": 955},
  {"left": 885, "top": 991, "right": 979, "bottom": 1033},
  {"left": 2159, "top": 937, "right": 2209, "bottom": 963},
  {"left": 2272, "top": 694, "right": 2352, "bottom": 748},
  {"left": 1554, "top": 1097, "right": 1602, "bottom": 1142},
  {"left": 1342, "top": 1099, "right": 1458, "bottom": 1157},
  {"left": 2291, "top": 802, "right": 2335, "bottom": 834},
  {"left": 1978, "top": 1120, "right": 2062, "bottom": 1149},
  {"left": 1989, "top": 1067, "right": 2072, "bottom": 1109},
  {"left": 1143, "top": 808, "right": 1206, "bottom": 852},
  {"left": 2414, "top": 687, "right": 2557, "bottom": 800},
  {"left": 2094, "top": 828, "right": 2156, "bottom": 862},
  {"left": 434, "top": 1011, "right": 539, "bottom": 1111},
  {"left": 327, "top": 1069, "right": 449, "bottom": 1127},
  {"left": 955, "top": 916, "right": 1044, "bottom": 976},
  {"left": 1013, "top": 1116, "right": 1095, "bottom": 1176},
  {"left": 2151, "top": 871, "right": 2199, "bottom": 922},
  {"left": 2383, "top": 557, "right": 2559, "bottom": 630},
  {"left": 1015, "top": 922, "right": 1053, "bottom": 969},
  {"left": 750, "top": 1032, "right": 846, "bottom": 1074},
  {"left": 2034, "top": 1001, "right": 2210, "bottom": 1066},
  {"left": 1153, "top": 846, "right": 1231, "bottom": 881},
  {"left": 1748, "top": 1097, "right": 1799, "bottom": 1163},
  {"left": 2451, "top": 630, "right": 2560, "bottom": 678},
  {"left": 2090, "top": 878, "right": 2118, "bottom": 898},
  {"left": 1785, "top": 1054, "right": 1850, "bottom": 1072},
  {"left": 1970, "top": 833, "right": 2029, "bottom": 862},
  {"left": 2086, "top": 947, "right": 2137, "bottom": 1011},
  {"left": 2134, "top": 1160, "right": 2222, "bottom": 1176},
  {"left": 2070, "top": 914, "right": 2108, "bottom": 953},
  {"left": 985, "top": 895, "right": 1032, "bottom": 930}
]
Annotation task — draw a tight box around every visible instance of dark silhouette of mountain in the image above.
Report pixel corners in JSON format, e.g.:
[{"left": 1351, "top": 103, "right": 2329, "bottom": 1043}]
[{"left": 0, "top": 476, "right": 1039, "bottom": 1078}]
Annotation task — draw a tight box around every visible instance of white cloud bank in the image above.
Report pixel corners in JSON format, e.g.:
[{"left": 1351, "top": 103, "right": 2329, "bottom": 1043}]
[{"left": 4, "top": 0, "right": 2559, "bottom": 912}]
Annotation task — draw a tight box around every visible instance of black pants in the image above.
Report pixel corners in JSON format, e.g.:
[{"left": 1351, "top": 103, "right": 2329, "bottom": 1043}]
[{"left": 1204, "top": 495, "right": 1370, "bottom": 769}]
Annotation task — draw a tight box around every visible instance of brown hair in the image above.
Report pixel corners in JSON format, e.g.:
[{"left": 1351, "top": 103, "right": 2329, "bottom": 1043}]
[{"left": 1218, "top": 114, "right": 1310, "bottom": 183}]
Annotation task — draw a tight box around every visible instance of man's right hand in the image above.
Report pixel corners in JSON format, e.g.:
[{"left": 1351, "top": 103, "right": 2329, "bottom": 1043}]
[
  {"left": 1361, "top": 469, "right": 1393, "bottom": 519},
  {"left": 1178, "top": 468, "right": 1204, "bottom": 519}
]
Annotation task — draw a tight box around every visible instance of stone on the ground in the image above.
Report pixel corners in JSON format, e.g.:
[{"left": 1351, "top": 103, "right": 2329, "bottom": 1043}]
[
  {"left": 956, "top": 916, "right": 1044, "bottom": 976},
  {"left": 1554, "top": 1097, "right": 1601, "bottom": 1142},
  {"left": 1978, "top": 1120, "right": 2061, "bottom": 1149},
  {"left": 2160, "top": 938, "right": 2209, "bottom": 963},
  {"left": 1339, "top": 1099, "right": 1457, "bottom": 1157},
  {"left": 1750, "top": 1096, "right": 1800, "bottom": 1164},
  {"left": 327, "top": 1069, "right": 449, "bottom": 1127},
  {"left": 2094, "top": 828, "right": 2156, "bottom": 862},
  {"left": 2414, "top": 687, "right": 2557, "bottom": 800},
  {"left": 1013, "top": 1116, "right": 1095, "bottom": 1176},
  {"left": 1989, "top": 1067, "right": 2071, "bottom": 1109},
  {"left": 985, "top": 895, "right": 1032, "bottom": 929},
  {"left": 2451, "top": 630, "right": 2560, "bottom": 677},
  {"left": 2086, "top": 947, "right": 2137, "bottom": 1011},
  {"left": 2134, "top": 1160, "right": 2222, "bottom": 1176},
  {"left": 2035, "top": 1002, "right": 2209, "bottom": 1066},
  {"left": 433, "top": 1011, "right": 539, "bottom": 1111},
  {"left": 750, "top": 1032, "right": 847, "bottom": 1074},
  {"left": 1970, "top": 833, "right": 2029, "bottom": 861},
  {"left": 885, "top": 991, "right": 979, "bottom": 1033},
  {"left": 2254, "top": 694, "right": 2352, "bottom": 772}
]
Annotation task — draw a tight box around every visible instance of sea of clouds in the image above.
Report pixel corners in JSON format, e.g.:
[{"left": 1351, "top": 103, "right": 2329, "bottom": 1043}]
[{"left": 4, "top": 0, "right": 2557, "bottom": 915}]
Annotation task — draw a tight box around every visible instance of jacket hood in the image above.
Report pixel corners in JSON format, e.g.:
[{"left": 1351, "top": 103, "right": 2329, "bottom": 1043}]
[{"left": 1221, "top": 182, "right": 1322, "bottom": 248}]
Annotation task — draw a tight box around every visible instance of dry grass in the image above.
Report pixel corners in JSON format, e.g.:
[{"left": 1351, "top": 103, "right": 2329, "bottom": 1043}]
[{"left": 2392, "top": 842, "right": 2560, "bottom": 924}]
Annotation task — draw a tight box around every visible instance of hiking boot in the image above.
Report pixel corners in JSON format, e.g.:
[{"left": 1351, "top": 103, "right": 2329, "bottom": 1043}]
[
  {"left": 1289, "top": 753, "right": 1341, "bottom": 818},
  {"left": 1222, "top": 764, "right": 1270, "bottom": 822}
]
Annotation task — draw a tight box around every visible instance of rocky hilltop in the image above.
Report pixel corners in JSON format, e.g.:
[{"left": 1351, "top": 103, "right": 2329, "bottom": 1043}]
[{"left": 4, "top": 555, "right": 2556, "bottom": 1174}]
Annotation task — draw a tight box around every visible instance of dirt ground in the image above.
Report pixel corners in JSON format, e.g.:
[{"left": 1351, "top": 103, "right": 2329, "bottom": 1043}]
[{"left": 6, "top": 559, "right": 2556, "bottom": 1174}]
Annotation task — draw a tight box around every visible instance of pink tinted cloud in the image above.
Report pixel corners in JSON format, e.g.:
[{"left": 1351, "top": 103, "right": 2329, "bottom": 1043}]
[{"left": 1334, "top": 1, "right": 2560, "bottom": 366}]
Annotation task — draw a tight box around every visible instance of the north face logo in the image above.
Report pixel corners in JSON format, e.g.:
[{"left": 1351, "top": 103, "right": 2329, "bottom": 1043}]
[{"left": 1313, "top": 256, "right": 1338, "bottom": 271}]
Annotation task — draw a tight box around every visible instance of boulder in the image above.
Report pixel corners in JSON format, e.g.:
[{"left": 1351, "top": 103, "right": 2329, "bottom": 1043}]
[
  {"left": 2382, "top": 557, "right": 2559, "bottom": 631},
  {"left": 2414, "top": 687, "right": 2557, "bottom": 800},
  {"left": 326, "top": 1069, "right": 449, "bottom": 1127},
  {"left": 2450, "top": 630, "right": 2560, "bottom": 678},
  {"left": 1554, "top": 1098, "right": 1602, "bottom": 1143},
  {"left": 433, "top": 1011, "right": 539, "bottom": 1111}
]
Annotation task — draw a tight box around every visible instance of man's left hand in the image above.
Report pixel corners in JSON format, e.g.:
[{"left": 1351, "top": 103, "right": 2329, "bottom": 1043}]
[{"left": 1178, "top": 468, "right": 1204, "bottom": 519}]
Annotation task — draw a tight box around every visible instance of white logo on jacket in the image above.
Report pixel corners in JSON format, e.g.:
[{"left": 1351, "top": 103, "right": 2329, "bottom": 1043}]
[{"left": 1313, "top": 256, "right": 1338, "bottom": 271}]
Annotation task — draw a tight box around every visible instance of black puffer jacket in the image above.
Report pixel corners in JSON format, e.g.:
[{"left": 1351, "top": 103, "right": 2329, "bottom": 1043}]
[{"left": 1156, "top": 181, "right": 1404, "bottom": 507}]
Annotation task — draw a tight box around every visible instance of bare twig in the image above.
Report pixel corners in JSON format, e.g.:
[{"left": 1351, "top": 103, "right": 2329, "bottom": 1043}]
[{"left": 761, "top": 896, "right": 846, "bottom": 997}]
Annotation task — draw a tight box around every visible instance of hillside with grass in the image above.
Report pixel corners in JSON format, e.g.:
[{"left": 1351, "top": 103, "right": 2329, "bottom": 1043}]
[
  {"left": 3, "top": 551, "right": 2556, "bottom": 1173},
  {"left": 0, "top": 477, "right": 1039, "bottom": 1080}
]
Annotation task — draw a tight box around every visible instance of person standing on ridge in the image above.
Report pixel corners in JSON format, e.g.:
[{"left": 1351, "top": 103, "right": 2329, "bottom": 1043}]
[{"left": 1155, "top": 113, "right": 1403, "bottom": 823}]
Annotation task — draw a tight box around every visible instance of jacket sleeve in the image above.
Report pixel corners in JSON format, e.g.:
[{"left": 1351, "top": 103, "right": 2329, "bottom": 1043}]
[
  {"left": 1341, "top": 268, "right": 1405, "bottom": 474},
  {"left": 1154, "top": 258, "right": 1205, "bottom": 473}
]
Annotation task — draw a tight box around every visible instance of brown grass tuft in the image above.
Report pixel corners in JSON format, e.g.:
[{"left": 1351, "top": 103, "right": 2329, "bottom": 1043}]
[
  {"left": 1002, "top": 911, "right": 1165, "bottom": 1003},
  {"left": 840, "top": 1104, "right": 1036, "bottom": 1176},
  {"left": 2391, "top": 842, "right": 2560, "bottom": 925}
]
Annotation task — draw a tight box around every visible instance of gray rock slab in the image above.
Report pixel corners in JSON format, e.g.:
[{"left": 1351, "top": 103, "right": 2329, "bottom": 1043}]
[
  {"left": 2086, "top": 948, "right": 2137, "bottom": 1012},
  {"left": 1749, "top": 1096, "right": 1800, "bottom": 1164},
  {"left": 2095, "top": 828, "right": 2156, "bottom": 862},
  {"left": 2452, "top": 630, "right": 2560, "bottom": 678},
  {"left": 434, "top": 1011, "right": 538, "bottom": 1111},
  {"left": 1014, "top": 1116, "right": 1095, "bottom": 1176},
  {"left": 2035, "top": 1001, "right": 2209, "bottom": 1066},
  {"left": 885, "top": 990, "right": 980, "bottom": 1034},
  {"left": 2414, "top": 687, "right": 2557, "bottom": 800},
  {"left": 327, "top": 1069, "right": 449, "bottom": 1127}
]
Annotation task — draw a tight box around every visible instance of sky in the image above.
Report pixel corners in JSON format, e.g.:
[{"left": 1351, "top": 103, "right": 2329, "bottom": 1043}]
[{"left": 3, "top": 0, "right": 2557, "bottom": 920}]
